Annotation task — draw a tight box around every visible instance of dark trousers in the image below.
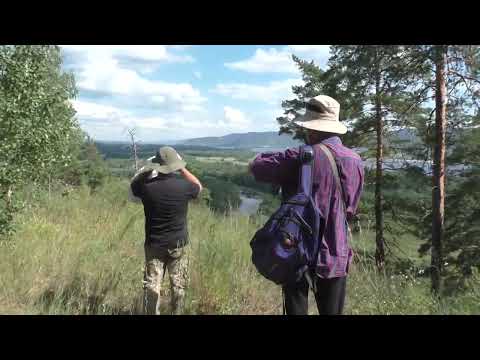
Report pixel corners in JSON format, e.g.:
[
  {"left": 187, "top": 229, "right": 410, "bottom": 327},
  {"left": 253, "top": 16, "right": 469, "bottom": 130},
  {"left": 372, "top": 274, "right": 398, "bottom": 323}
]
[{"left": 282, "top": 276, "right": 347, "bottom": 315}]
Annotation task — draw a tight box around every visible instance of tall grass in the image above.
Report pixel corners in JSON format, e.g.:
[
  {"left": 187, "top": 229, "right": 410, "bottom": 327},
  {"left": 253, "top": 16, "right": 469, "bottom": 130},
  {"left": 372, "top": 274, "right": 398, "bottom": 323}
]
[{"left": 1, "top": 179, "right": 479, "bottom": 315}]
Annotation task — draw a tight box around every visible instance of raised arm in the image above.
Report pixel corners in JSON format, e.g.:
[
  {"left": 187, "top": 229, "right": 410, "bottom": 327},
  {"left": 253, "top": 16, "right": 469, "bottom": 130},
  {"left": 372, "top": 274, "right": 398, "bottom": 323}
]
[
  {"left": 128, "top": 167, "right": 151, "bottom": 203},
  {"left": 179, "top": 167, "right": 203, "bottom": 193},
  {"left": 249, "top": 148, "right": 300, "bottom": 185}
]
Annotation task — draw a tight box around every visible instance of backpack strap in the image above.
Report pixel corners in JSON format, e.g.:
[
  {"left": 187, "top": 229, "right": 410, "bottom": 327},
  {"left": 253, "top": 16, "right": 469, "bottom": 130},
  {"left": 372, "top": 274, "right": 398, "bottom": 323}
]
[
  {"left": 298, "top": 145, "right": 320, "bottom": 296},
  {"left": 298, "top": 145, "right": 314, "bottom": 196}
]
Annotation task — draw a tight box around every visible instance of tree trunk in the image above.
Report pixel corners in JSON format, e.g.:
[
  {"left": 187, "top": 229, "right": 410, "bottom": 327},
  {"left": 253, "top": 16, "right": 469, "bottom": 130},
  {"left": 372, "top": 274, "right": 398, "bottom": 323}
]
[
  {"left": 374, "top": 59, "right": 386, "bottom": 271},
  {"left": 128, "top": 129, "right": 139, "bottom": 172},
  {"left": 133, "top": 142, "right": 138, "bottom": 172},
  {"left": 431, "top": 46, "right": 447, "bottom": 295}
]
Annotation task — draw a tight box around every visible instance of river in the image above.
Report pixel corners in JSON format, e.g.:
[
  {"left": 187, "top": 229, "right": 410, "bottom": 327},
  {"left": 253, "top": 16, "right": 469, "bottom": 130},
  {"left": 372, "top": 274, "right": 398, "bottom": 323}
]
[{"left": 238, "top": 193, "right": 263, "bottom": 216}]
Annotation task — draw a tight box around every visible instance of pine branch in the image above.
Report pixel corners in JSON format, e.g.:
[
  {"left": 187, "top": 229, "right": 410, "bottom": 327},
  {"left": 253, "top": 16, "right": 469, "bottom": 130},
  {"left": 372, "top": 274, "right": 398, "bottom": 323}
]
[
  {"left": 448, "top": 69, "right": 480, "bottom": 86},
  {"left": 447, "top": 70, "right": 480, "bottom": 111},
  {"left": 398, "top": 85, "right": 434, "bottom": 118}
]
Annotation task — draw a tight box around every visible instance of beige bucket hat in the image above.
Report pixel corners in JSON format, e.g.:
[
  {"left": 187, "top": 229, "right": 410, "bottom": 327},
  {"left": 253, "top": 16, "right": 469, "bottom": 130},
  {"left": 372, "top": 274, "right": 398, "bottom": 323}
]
[
  {"left": 294, "top": 95, "right": 347, "bottom": 135},
  {"left": 148, "top": 146, "right": 186, "bottom": 174}
]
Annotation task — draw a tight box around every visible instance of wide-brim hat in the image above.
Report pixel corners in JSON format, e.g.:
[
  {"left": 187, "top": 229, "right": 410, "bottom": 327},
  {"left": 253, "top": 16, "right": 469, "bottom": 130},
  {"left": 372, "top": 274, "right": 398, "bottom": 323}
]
[
  {"left": 149, "top": 146, "right": 186, "bottom": 174},
  {"left": 293, "top": 95, "right": 347, "bottom": 135}
]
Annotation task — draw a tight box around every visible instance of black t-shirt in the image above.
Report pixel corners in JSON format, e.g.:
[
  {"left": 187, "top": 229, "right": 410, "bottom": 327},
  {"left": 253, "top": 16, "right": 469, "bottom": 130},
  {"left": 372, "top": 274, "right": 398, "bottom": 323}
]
[{"left": 131, "top": 171, "right": 200, "bottom": 248}]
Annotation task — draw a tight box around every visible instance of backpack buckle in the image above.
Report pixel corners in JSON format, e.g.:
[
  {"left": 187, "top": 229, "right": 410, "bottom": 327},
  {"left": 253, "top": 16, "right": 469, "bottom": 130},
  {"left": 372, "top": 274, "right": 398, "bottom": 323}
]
[{"left": 301, "top": 148, "right": 314, "bottom": 164}]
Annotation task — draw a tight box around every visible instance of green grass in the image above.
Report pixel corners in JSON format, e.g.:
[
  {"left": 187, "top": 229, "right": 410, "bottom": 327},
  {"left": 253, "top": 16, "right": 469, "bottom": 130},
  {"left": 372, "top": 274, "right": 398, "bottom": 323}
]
[{"left": 1, "top": 178, "right": 479, "bottom": 315}]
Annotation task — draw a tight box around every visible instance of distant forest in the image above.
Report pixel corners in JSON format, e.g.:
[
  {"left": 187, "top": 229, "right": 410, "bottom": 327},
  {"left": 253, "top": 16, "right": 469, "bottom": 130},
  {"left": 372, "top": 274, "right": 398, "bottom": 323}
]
[{"left": 95, "top": 142, "right": 222, "bottom": 159}]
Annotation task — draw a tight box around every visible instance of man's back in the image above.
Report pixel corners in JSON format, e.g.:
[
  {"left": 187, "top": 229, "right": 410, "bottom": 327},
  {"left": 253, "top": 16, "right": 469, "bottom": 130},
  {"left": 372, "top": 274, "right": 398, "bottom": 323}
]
[
  {"left": 131, "top": 172, "right": 199, "bottom": 249},
  {"left": 250, "top": 136, "right": 364, "bottom": 278},
  {"left": 311, "top": 138, "right": 363, "bottom": 277},
  {"left": 129, "top": 147, "right": 203, "bottom": 315}
]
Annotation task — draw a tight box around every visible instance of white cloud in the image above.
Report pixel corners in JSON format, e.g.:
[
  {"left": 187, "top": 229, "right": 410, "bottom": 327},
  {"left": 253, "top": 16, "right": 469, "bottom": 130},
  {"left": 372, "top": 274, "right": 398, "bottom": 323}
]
[
  {"left": 225, "top": 48, "right": 297, "bottom": 74},
  {"left": 72, "top": 99, "right": 169, "bottom": 130},
  {"left": 134, "top": 117, "right": 170, "bottom": 130},
  {"left": 72, "top": 99, "right": 125, "bottom": 119},
  {"left": 220, "top": 106, "right": 251, "bottom": 130},
  {"left": 72, "top": 100, "right": 216, "bottom": 141},
  {"left": 63, "top": 46, "right": 313, "bottom": 141},
  {"left": 288, "top": 45, "right": 330, "bottom": 59},
  {"left": 169, "top": 45, "right": 194, "bottom": 51},
  {"left": 61, "top": 45, "right": 194, "bottom": 64},
  {"left": 64, "top": 47, "right": 210, "bottom": 141},
  {"left": 73, "top": 99, "right": 284, "bottom": 141},
  {"left": 213, "top": 78, "right": 304, "bottom": 106},
  {"left": 61, "top": 46, "right": 207, "bottom": 113},
  {"left": 224, "top": 45, "right": 331, "bottom": 74}
]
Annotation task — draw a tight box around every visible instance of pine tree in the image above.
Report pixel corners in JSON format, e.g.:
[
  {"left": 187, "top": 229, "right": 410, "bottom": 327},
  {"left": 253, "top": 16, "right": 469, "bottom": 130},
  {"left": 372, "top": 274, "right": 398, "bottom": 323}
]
[{"left": 407, "top": 45, "right": 480, "bottom": 294}]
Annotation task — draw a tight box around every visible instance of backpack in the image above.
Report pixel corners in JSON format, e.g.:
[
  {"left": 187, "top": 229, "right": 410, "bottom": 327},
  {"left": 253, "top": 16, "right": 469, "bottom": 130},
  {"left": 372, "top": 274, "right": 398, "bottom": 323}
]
[{"left": 249, "top": 145, "right": 323, "bottom": 286}]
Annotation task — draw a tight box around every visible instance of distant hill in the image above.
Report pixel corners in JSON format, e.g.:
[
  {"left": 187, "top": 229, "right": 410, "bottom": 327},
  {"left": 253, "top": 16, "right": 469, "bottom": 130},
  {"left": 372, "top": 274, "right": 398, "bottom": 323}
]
[{"left": 177, "top": 132, "right": 301, "bottom": 149}]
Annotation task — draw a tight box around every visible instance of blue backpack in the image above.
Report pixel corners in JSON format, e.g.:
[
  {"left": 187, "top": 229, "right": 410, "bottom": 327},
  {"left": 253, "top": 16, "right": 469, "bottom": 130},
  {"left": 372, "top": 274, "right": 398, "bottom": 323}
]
[{"left": 250, "top": 145, "right": 324, "bottom": 286}]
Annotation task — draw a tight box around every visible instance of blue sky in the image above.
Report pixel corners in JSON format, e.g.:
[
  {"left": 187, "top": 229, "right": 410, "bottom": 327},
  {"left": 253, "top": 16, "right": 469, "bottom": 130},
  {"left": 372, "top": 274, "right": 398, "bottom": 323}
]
[{"left": 61, "top": 45, "right": 331, "bottom": 142}]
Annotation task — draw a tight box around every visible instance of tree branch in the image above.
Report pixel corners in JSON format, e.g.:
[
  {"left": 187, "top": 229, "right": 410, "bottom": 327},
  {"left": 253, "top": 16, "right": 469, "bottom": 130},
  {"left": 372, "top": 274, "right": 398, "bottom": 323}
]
[
  {"left": 448, "top": 69, "right": 480, "bottom": 85},
  {"left": 448, "top": 69, "right": 480, "bottom": 112},
  {"left": 399, "top": 85, "right": 434, "bottom": 118}
]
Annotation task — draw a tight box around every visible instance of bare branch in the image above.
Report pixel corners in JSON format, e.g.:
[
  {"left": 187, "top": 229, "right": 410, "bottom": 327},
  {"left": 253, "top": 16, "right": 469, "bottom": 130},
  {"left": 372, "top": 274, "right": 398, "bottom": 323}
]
[
  {"left": 127, "top": 128, "right": 139, "bottom": 172},
  {"left": 447, "top": 69, "right": 480, "bottom": 112},
  {"left": 448, "top": 69, "right": 480, "bottom": 85},
  {"left": 399, "top": 85, "right": 433, "bottom": 118}
]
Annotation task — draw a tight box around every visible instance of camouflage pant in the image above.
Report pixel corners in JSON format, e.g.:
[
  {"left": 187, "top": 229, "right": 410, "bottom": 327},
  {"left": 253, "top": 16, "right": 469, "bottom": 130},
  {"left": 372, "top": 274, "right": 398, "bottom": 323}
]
[{"left": 143, "top": 245, "right": 189, "bottom": 315}]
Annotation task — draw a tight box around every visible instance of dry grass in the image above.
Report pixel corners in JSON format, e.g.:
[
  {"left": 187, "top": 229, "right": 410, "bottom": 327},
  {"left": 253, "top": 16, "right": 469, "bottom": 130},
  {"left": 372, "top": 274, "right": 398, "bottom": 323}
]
[{"left": 1, "top": 179, "right": 479, "bottom": 315}]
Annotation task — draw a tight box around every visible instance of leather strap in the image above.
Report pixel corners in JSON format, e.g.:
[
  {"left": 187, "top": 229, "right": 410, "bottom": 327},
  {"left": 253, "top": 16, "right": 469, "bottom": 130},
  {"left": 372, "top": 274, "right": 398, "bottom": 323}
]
[{"left": 318, "top": 144, "right": 353, "bottom": 242}]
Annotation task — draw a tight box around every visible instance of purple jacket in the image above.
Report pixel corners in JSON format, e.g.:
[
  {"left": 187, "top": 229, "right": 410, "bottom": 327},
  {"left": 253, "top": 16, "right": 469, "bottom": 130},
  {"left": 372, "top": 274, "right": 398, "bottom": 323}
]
[{"left": 250, "top": 136, "right": 364, "bottom": 278}]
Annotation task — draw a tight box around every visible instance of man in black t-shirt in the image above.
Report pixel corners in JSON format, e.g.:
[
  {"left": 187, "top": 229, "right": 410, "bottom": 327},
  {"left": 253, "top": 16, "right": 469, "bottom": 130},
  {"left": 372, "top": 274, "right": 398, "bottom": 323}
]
[{"left": 129, "top": 146, "right": 202, "bottom": 315}]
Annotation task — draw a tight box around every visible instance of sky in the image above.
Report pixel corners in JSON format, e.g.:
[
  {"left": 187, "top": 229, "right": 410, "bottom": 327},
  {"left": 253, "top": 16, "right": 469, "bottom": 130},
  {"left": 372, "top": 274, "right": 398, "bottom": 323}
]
[{"left": 60, "top": 45, "right": 331, "bottom": 143}]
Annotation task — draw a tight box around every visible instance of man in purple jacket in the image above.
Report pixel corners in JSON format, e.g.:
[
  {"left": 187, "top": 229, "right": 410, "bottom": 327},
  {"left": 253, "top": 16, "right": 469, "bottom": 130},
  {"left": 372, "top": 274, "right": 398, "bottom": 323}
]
[{"left": 249, "top": 95, "right": 364, "bottom": 315}]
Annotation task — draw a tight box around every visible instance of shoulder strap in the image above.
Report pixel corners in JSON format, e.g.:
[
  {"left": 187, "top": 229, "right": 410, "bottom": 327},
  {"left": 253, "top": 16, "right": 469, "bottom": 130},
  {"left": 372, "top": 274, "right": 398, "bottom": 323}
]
[
  {"left": 298, "top": 145, "right": 314, "bottom": 196},
  {"left": 298, "top": 145, "right": 319, "bottom": 295},
  {"left": 318, "top": 144, "right": 347, "bottom": 214}
]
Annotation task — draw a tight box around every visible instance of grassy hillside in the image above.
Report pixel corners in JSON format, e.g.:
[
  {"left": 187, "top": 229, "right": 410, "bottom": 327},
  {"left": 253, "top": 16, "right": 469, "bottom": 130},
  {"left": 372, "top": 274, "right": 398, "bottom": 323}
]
[{"left": 1, "top": 179, "right": 479, "bottom": 315}]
